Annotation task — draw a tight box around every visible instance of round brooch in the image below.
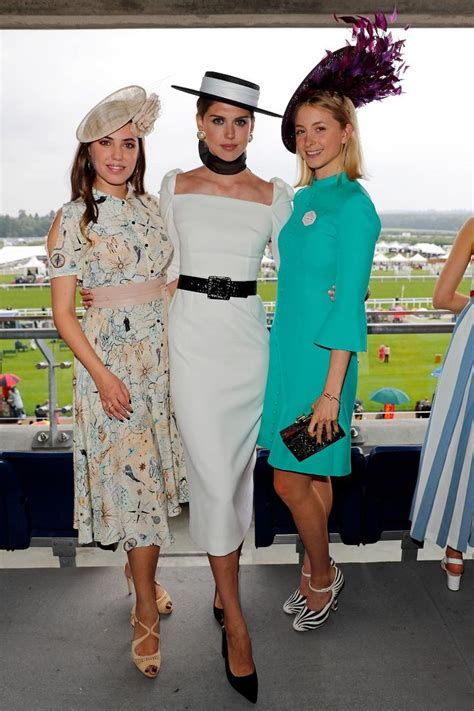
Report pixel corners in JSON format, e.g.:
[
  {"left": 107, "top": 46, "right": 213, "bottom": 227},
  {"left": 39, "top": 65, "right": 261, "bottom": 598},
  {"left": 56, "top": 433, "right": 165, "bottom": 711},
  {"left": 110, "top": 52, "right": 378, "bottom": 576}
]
[{"left": 302, "top": 210, "right": 317, "bottom": 226}]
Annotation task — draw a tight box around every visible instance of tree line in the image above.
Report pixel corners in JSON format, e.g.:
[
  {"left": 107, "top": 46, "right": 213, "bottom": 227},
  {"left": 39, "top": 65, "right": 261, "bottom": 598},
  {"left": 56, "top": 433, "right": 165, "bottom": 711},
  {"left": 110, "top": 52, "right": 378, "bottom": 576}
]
[
  {"left": 0, "top": 210, "right": 55, "bottom": 238},
  {"left": 0, "top": 208, "right": 470, "bottom": 239}
]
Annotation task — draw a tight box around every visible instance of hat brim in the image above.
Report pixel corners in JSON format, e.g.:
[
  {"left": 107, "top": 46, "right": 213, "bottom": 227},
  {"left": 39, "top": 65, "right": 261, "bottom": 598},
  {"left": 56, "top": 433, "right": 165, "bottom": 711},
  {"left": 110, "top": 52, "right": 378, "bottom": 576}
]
[
  {"left": 171, "top": 85, "right": 282, "bottom": 118},
  {"left": 76, "top": 85, "right": 147, "bottom": 143},
  {"left": 281, "top": 48, "right": 349, "bottom": 153}
]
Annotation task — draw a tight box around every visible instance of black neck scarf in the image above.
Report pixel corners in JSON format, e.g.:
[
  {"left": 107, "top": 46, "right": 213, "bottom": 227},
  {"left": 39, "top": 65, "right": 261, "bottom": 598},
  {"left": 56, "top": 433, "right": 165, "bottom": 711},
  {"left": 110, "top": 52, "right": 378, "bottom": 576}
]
[{"left": 198, "top": 140, "right": 247, "bottom": 175}]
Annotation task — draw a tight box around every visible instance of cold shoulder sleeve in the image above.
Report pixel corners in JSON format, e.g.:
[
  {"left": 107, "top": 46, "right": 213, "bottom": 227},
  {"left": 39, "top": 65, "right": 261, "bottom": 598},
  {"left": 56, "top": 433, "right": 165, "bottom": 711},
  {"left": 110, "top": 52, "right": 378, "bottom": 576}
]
[
  {"left": 269, "top": 177, "right": 293, "bottom": 270},
  {"left": 159, "top": 169, "right": 182, "bottom": 284},
  {"left": 48, "top": 201, "right": 87, "bottom": 281},
  {"left": 314, "top": 191, "right": 380, "bottom": 353}
]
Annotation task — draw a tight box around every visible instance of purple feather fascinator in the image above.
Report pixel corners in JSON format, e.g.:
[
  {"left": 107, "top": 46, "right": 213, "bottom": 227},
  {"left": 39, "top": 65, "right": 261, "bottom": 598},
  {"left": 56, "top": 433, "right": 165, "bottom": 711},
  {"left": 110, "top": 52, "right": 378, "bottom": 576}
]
[{"left": 282, "top": 11, "right": 407, "bottom": 153}]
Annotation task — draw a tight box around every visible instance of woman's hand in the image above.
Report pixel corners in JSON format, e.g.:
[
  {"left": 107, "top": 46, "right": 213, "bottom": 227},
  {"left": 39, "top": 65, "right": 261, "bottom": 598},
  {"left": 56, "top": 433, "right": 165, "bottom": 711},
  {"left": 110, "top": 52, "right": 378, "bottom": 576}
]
[
  {"left": 80, "top": 287, "right": 94, "bottom": 310},
  {"left": 308, "top": 393, "right": 340, "bottom": 444},
  {"left": 95, "top": 370, "right": 133, "bottom": 421}
]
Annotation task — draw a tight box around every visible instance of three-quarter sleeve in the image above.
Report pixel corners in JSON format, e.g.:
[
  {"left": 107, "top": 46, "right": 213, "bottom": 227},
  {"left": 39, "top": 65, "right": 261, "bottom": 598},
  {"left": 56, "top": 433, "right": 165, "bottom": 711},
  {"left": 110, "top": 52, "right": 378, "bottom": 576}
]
[
  {"left": 48, "top": 201, "right": 86, "bottom": 280},
  {"left": 269, "top": 178, "right": 294, "bottom": 270},
  {"left": 159, "top": 169, "right": 182, "bottom": 284},
  {"left": 314, "top": 192, "right": 380, "bottom": 353}
]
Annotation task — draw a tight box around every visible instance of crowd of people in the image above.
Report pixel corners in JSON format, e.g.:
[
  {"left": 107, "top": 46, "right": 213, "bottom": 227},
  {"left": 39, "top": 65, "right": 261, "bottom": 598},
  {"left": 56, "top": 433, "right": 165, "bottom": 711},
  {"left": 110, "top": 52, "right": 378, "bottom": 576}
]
[{"left": 43, "top": 11, "right": 472, "bottom": 705}]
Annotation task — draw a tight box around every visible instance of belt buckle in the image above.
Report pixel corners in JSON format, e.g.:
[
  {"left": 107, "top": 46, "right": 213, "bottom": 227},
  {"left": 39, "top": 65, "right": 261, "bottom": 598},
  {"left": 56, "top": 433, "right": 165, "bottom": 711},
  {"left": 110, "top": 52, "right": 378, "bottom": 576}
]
[{"left": 207, "top": 275, "right": 232, "bottom": 300}]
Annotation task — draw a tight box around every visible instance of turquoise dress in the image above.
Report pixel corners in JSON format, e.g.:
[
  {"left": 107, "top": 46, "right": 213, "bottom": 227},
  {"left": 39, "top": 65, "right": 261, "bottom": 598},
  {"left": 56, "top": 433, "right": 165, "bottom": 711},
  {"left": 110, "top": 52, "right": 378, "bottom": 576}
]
[{"left": 258, "top": 172, "right": 380, "bottom": 476}]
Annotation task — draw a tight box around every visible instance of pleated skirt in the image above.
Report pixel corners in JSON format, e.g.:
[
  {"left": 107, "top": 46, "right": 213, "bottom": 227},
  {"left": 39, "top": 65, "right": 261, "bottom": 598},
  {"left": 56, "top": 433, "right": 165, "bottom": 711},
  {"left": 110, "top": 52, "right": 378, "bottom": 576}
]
[{"left": 410, "top": 299, "right": 473, "bottom": 552}]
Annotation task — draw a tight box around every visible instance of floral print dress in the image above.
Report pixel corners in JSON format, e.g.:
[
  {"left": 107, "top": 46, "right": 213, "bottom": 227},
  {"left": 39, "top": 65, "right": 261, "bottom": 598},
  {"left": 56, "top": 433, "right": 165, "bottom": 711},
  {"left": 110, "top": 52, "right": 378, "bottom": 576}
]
[{"left": 49, "top": 186, "right": 187, "bottom": 550}]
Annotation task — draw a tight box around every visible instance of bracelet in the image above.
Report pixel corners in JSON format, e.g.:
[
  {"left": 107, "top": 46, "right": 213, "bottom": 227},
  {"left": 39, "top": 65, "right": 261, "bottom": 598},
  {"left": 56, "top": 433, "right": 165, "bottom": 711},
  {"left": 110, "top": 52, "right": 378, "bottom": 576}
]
[{"left": 322, "top": 391, "right": 340, "bottom": 403}]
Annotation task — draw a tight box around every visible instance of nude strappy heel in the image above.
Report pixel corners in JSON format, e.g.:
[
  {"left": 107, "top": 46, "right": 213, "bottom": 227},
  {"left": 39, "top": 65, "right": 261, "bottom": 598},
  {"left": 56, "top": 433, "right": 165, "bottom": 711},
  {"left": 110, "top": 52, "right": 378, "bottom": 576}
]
[
  {"left": 441, "top": 556, "right": 464, "bottom": 591},
  {"left": 131, "top": 613, "right": 161, "bottom": 678},
  {"left": 124, "top": 565, "right": 173, "bottom": 616}
]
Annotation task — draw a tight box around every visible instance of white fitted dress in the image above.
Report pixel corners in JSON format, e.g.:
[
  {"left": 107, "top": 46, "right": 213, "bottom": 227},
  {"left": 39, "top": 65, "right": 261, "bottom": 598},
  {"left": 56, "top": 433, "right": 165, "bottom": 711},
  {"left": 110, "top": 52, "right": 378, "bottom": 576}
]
[{"left": 160, "top": 169, "right": 293, "bottom": 555}]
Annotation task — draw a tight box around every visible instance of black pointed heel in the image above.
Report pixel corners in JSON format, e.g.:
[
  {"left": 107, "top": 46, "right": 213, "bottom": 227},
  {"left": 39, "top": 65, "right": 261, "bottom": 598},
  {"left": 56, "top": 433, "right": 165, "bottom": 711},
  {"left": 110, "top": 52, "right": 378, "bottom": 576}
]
[{"left": 221, "top": 629, "right": 258, "bottom": 704}]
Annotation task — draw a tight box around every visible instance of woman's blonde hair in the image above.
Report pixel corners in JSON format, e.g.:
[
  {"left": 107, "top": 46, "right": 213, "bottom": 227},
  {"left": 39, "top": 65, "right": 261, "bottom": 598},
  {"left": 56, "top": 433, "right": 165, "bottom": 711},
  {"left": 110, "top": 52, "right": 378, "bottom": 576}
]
[{"left": 294, "top": 92, "right": 364, "bottom": 187}]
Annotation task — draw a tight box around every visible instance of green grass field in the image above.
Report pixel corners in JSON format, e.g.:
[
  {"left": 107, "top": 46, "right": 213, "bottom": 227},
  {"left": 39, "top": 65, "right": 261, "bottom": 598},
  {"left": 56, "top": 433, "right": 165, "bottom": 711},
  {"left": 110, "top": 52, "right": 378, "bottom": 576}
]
[
  {"left": 0, "top": 333, "right": 449, "bottom": 416},
  {"left": 0, "top": 270, "right": 464, "bottom": 415},
  {"left": 258, "top": 275, "right": 471, "bottom": 303},
  {"left": 0, "top": 340, "right": 74, "bottom": 416},
  {"left": 1, "top": 272, "right": 470, "bottom": 309}
]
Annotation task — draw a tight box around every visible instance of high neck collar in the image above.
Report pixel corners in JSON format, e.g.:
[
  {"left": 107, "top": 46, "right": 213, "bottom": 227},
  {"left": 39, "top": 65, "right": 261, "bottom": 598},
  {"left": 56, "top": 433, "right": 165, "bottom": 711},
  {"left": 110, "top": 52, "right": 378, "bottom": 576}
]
[
  {"left": 198, "top": 140, "right": 247, "bottom": 175},
  {"left": 92, "top": 182, "right": 134, "bottom": 201},
  {"left": 311, "top": 171, "right": 348, "bottom": 187}
]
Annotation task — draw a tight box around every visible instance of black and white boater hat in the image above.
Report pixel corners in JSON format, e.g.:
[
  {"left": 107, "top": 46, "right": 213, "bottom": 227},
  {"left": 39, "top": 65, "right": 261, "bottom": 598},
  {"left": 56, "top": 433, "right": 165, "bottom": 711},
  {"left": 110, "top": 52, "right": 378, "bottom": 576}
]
[{"left": 172, "top": 71, "right": 282, "bottom": 118}]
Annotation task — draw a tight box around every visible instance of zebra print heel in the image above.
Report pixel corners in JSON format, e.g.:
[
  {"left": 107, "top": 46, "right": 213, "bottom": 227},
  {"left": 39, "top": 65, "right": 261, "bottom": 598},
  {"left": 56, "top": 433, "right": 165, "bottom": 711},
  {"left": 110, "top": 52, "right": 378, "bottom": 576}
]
[
  {"left": 282, "top": 558, "right": 336, "bottom": 616},
  {"left": 292, "top": 566, "right": 344, "bottom": 632}
]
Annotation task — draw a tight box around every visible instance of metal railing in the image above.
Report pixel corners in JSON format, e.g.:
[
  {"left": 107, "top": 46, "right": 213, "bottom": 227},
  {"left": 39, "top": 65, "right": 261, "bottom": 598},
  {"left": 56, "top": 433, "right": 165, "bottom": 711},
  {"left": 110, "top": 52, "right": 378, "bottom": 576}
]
[{"left": 0, "top": 316, "right": 455, "bottom": 448}]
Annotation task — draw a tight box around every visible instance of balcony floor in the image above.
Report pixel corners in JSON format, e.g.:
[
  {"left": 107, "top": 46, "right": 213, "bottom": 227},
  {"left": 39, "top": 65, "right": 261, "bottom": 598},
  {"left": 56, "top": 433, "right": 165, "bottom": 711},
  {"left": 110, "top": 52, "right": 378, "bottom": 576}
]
[{"left": 0, "top": 561, "right": 472, "bottom": 710}]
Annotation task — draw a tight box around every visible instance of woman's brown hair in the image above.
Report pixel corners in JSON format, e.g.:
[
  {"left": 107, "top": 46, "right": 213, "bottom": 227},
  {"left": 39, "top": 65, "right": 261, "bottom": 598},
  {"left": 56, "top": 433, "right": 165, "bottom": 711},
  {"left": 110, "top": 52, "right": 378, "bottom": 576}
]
[
  {"left": 196, "top": 97, "right": 255, "bottom": 119},
  {"left": 70, "top": 134, "right": 146, "bottom": 239},
  {"left": 295, "top": 91, "right": 364, "bottom": 187}
]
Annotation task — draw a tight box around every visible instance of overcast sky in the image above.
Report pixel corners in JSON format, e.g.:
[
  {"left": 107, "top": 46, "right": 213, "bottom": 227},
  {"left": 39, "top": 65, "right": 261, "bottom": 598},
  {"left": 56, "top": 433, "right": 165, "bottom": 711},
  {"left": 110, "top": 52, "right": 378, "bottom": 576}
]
[{"left": 0, "top": 27, "right": 473, "bottom": 215}]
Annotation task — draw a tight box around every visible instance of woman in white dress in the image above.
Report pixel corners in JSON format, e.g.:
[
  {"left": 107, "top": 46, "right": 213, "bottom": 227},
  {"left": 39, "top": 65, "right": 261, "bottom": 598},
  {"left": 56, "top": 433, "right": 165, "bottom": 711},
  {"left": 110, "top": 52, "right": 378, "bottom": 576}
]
[
  {"left": 160, "top": 72, "right": 293, "bottom": 703},
  {"left": 410, "top": 218, "right": 473, "bottom": 590}
]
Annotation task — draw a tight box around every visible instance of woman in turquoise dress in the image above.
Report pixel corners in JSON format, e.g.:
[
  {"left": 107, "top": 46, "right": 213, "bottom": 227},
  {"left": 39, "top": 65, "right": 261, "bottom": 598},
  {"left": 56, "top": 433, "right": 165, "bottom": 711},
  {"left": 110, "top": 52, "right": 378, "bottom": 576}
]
[{"left": 259, "top": 13, "right": 405, "bottom": 632}]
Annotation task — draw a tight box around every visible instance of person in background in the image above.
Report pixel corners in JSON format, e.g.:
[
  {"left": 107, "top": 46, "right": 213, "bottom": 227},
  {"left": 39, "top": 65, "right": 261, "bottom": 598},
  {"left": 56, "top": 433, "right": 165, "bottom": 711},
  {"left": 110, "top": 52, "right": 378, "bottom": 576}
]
[
  {"left": 384, "top": 344, "right": 391, "bottom": 362},
  {"left": 7, "top": 386, "right": 25, "bottom": 418},
  {"left": 48, "top": 86, "right": 186, "bottom": 678},
  {"left": 259, "top": 12, "right": 405, "bottom": 633},
  {"left": 410, "top": 217, "right": 473, "bottom": 590}
]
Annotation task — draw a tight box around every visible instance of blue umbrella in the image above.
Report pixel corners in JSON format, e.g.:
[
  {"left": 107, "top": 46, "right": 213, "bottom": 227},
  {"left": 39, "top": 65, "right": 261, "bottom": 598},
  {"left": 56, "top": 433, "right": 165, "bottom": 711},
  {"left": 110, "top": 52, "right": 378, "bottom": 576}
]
[
  {"left": 431, "top": 366, "right": 443, "bottom": 377},
  {"left": 369, "top": 387, "right": 410, "bottom": 405}
]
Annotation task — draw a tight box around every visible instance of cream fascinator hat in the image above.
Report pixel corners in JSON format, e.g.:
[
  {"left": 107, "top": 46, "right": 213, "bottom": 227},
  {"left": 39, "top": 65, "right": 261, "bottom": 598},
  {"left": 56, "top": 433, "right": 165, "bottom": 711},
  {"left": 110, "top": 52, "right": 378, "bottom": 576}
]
[{"left": 76, "top": 85, "right": 160, "bottom": 143}]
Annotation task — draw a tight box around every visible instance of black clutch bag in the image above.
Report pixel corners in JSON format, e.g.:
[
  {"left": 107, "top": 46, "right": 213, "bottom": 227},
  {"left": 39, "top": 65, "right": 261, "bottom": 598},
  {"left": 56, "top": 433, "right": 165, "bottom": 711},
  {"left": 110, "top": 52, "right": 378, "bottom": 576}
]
[{"left": 280, "top": 414, "right": 345, "bottom": 462}]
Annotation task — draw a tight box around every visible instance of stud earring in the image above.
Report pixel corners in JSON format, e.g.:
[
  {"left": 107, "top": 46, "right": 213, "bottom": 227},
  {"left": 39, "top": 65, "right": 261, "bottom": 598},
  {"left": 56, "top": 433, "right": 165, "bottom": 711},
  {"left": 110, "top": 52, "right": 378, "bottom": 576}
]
[
  {"left": 197, "top": 130, "right": 207, "bottom": 141},
  {"left": 248, "top": 133, "right": 253, "bottom": 143}
]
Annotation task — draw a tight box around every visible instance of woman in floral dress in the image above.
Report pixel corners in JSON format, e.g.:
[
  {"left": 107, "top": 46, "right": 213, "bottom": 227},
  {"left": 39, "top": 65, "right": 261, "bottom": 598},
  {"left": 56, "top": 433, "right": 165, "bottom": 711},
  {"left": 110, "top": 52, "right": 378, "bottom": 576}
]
[{"left": 48, "top": 86, "right": 186, "bottom": 678}]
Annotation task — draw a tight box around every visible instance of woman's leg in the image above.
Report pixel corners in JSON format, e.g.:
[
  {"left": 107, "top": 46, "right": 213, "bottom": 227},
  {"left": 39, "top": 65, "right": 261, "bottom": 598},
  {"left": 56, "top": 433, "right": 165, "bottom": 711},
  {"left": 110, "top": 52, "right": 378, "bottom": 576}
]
[
  {"left": 274, "top": 469, "right": 334, "bottom": 611},
  {"left": 127, "top": 544, "right": 160, "bottom": 670},
  {"left": 209, "top": 549, "right": 254, "bottom": 676},
  {"left": 445, "top": 545, "right": 464, "bottom": 572},
  {"left": 214, "top": 541, "right": 243, "bottom": 611},
  {"left": 300, "top": 477, "right": 333, "bottom": 595}
]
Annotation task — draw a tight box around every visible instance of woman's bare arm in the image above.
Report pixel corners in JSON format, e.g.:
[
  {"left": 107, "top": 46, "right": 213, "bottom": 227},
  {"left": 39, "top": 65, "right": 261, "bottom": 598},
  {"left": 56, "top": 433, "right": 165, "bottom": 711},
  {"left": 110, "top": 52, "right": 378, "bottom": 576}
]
[
  {"left": 48, "top": 213, "right": 132, "bottom": 419},
  {"left": 432, "top": 218, "right": 474, "bottom": 313}
]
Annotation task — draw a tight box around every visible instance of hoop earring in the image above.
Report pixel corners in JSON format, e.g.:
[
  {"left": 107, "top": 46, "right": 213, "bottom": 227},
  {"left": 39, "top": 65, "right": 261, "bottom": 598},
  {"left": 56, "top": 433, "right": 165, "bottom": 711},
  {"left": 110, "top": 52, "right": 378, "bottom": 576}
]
[
  {"left": 197, "top": 130, "right": 207, "bottom": 141},
  {"left": 87, "top": 159, "right": 94, "bottom": 172},
  {"left": 248, "top": 133, "right": 253, "bottom": 143}
]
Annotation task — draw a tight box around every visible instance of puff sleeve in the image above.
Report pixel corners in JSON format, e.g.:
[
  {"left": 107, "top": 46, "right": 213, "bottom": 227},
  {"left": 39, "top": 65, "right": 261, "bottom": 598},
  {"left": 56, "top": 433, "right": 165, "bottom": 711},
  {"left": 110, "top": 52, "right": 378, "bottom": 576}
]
[
  {"left": 314, "top": 192, "right": 380, "bottom": 353},
  {"left": 48, "top": 201, "right": 86, "bottom": 281},
  {"left": 159, "top": 169, "right": 182, "bottom": 284},
  {"left": 269, "top": 178, "right": 294, "bottom": 271}
]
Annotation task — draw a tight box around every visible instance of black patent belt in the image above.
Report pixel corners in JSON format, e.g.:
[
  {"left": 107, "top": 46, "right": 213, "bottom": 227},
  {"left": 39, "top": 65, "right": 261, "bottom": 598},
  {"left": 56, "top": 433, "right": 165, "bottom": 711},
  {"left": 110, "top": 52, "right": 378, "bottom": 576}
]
[{"left": 177, "top": 274, "right": 257, "bottom": 300}]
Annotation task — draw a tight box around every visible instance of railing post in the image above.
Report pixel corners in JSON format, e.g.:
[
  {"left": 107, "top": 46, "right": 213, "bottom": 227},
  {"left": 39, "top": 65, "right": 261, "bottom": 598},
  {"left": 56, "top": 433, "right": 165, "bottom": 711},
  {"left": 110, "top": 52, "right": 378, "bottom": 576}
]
[{"left": 36, "top": 338, "right": 58, "bottom": 446}]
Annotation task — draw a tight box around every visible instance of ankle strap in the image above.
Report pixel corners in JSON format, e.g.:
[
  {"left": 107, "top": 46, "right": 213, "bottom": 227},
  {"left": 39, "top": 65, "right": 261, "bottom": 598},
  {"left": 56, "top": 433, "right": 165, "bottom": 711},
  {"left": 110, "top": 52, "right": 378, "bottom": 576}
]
[
  {"left": 301, "top": 566, "right": 311, "bottom": 578},
  {"left": 444, "top": 556, "right": 464, "bottom": 566},
  {"left": 308, "top": 567, "right": 337, "bottom": 594}
]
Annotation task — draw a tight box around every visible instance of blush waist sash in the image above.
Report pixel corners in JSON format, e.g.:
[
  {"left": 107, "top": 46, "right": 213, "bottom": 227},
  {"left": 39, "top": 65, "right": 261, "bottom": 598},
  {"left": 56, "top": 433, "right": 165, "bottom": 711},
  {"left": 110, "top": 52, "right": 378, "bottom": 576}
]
[{"left": 89, "top": 276, "right": 167, "bottom": 308}]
